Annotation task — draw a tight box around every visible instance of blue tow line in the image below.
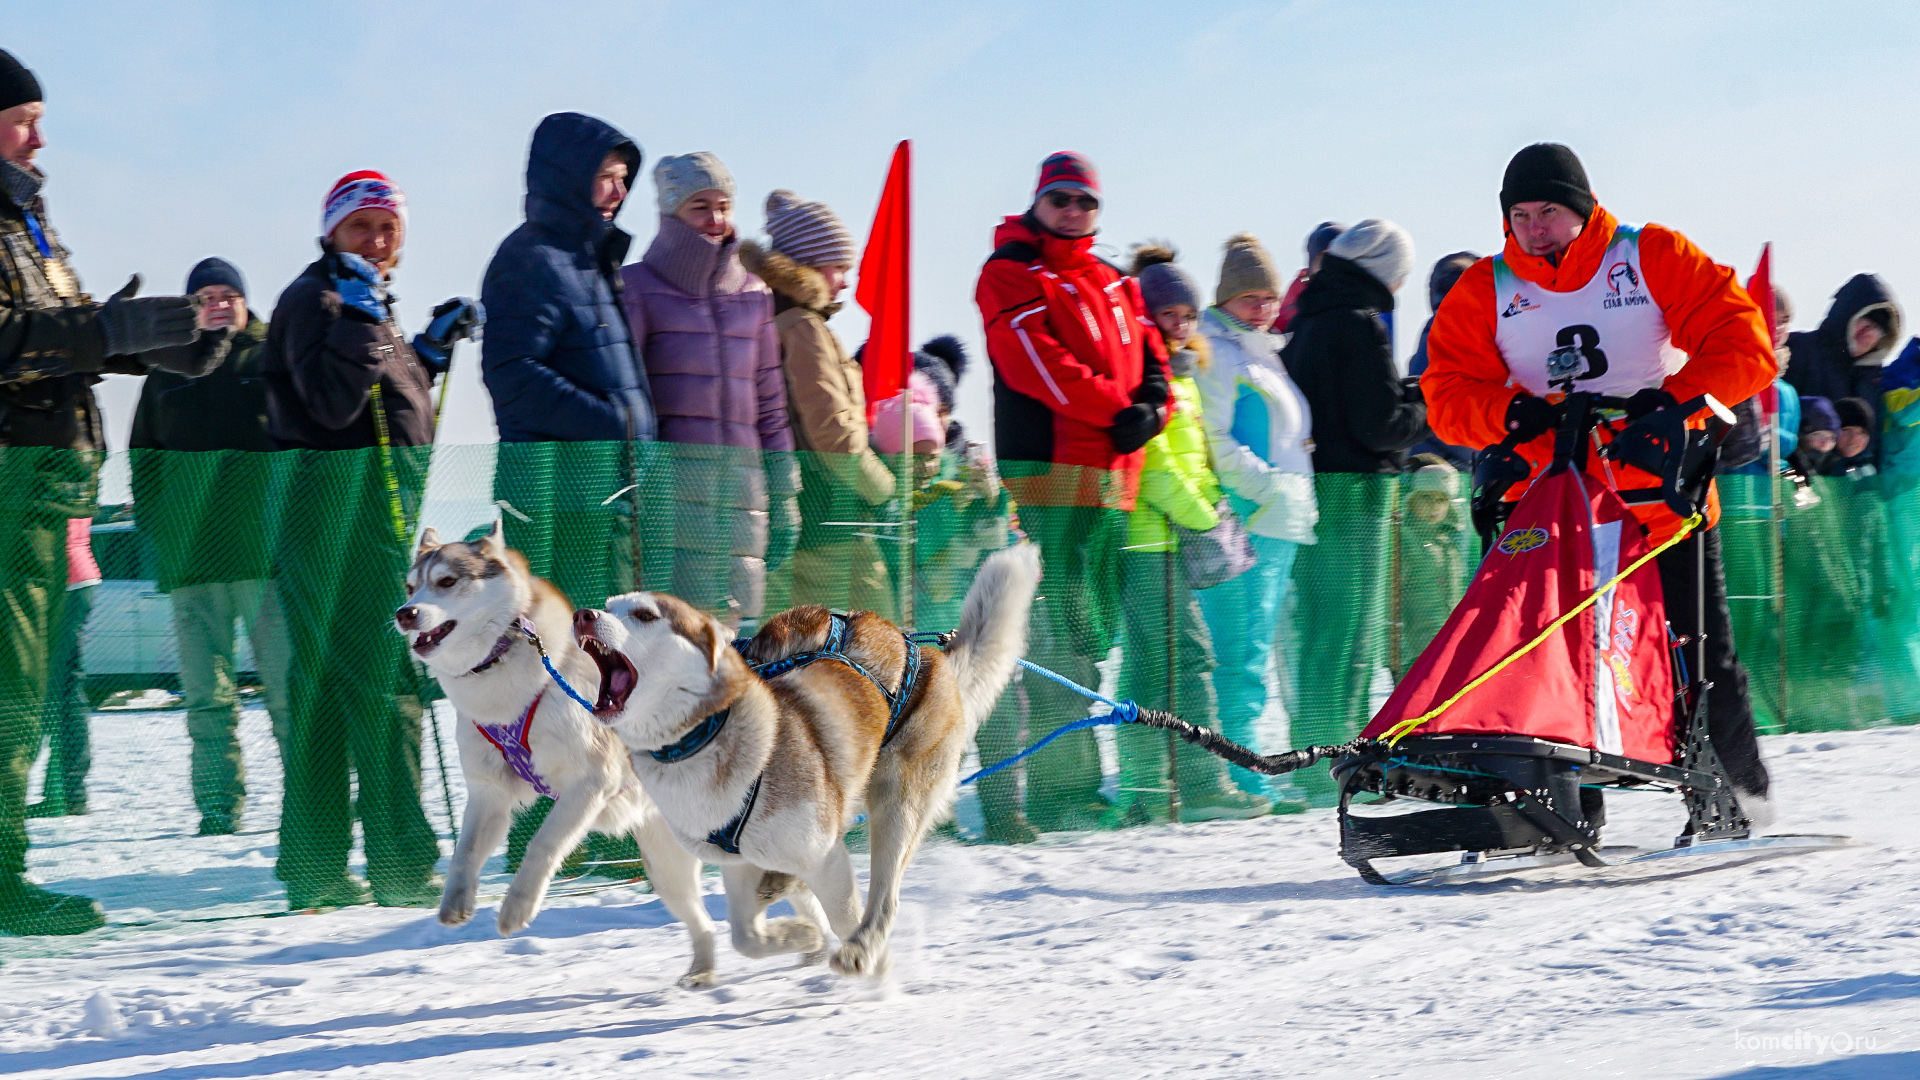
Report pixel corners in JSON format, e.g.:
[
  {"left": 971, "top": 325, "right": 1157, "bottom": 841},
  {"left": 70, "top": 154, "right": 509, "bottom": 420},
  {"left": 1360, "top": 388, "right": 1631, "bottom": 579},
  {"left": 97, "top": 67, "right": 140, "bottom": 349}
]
[
  {"left": 958, "top": 659, "right": 1139, "bottom": 787},
  {"left": 529, "top": 623, "right": 1141, "bottom": 790}
]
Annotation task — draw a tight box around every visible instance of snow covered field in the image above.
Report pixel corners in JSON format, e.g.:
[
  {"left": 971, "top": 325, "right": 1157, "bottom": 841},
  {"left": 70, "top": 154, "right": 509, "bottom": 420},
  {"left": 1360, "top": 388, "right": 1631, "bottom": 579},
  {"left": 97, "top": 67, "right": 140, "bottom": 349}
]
[{"left": 5, "top": 723, "right": 1919, "bottom": 1079}]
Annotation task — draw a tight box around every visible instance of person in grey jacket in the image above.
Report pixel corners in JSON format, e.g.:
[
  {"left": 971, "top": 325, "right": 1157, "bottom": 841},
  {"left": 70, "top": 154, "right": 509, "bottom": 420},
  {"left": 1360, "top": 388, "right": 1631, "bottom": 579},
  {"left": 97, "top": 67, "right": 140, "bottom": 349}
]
[{"left": 621, "top": 152, "right": 796, "bottom": 629}]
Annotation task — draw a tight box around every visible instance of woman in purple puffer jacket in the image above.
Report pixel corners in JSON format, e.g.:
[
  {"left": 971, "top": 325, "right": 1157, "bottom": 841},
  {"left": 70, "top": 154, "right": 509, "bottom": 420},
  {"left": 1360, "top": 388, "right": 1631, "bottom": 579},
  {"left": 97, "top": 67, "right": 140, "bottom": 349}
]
[{"left": 620, "top": 152, "right": 797, "bottom": 628}]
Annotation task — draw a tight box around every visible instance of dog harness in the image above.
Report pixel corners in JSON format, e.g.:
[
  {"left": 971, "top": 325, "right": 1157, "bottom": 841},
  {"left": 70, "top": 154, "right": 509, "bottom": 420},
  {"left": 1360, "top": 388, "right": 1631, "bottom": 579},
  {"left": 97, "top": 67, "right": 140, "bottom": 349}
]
[
  {"left": 643, "top": 611, "right": 927, "bottom": 855},
  {"left": 473, "top": 688, "right": 553, "bottom": 798}
]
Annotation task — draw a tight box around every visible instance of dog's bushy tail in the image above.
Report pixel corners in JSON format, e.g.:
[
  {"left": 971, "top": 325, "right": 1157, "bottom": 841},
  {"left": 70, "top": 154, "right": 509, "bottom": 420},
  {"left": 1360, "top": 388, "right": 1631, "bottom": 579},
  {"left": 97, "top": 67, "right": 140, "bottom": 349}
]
[{"left": 945, "top": 543, "right": 1041, "bottom": 735}]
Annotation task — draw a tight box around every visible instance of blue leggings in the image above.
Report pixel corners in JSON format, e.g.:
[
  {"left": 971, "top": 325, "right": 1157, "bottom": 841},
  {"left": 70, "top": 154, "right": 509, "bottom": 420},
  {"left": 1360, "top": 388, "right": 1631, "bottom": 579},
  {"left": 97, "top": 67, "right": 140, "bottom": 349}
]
[{"left": 1197, "top": 533, "right": 1299, "bottom": 794}]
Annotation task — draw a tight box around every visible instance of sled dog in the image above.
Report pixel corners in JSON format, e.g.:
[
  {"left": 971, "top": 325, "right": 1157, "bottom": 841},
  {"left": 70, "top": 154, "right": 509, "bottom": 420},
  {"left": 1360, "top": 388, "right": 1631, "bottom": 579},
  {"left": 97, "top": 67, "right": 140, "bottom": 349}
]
[
  {"left": 396, "top": 523, "right": 730, "bottom": 986},
  {"left": 576, "top": 543, "right": 1040, "bottom": 979}
]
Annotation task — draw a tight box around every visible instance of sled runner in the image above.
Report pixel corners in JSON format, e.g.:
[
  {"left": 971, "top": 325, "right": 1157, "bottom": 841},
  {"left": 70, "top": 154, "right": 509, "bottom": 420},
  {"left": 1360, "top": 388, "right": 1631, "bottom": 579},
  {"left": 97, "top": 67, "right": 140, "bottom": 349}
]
[{"left": 1330, "top": 391, "right": 1852, "bottom": 886}]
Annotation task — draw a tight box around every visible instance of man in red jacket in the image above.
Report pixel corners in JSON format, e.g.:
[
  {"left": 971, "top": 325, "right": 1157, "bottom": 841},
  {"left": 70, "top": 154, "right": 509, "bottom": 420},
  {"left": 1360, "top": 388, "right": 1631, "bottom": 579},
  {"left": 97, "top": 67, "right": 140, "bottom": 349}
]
[{"left": 975, "top": 152, "right": 1170, "bottom": 837}]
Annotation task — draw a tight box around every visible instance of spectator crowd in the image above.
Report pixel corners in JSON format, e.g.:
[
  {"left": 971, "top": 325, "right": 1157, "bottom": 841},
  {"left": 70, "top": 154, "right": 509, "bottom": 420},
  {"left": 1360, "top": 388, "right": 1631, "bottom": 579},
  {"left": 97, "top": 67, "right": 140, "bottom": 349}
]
[{"left": 3, "top": 46, "right": 1917, "bottom": 934}]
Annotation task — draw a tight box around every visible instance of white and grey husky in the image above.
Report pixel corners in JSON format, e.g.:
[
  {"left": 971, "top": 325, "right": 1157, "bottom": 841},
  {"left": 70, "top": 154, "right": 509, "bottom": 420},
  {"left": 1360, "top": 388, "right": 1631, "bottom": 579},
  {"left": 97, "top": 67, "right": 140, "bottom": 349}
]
[{"left": 396, "top": 522, "right": 734, "bottom": 986}]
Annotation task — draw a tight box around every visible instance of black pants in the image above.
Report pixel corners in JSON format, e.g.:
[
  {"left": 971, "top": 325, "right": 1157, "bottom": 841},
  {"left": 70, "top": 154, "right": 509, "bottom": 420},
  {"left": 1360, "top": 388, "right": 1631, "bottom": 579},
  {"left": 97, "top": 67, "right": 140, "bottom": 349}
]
[{"left": 1656, "top": 525, "right": 1769, "bottom": 798}]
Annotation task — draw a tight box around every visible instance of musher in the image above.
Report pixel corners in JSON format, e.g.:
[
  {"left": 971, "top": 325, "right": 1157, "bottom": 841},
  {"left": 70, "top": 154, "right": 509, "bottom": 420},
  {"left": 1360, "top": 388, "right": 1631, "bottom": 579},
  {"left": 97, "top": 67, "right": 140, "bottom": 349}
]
[{"left": 1422, "top": 143, "right": 1777, "bottom": 822}]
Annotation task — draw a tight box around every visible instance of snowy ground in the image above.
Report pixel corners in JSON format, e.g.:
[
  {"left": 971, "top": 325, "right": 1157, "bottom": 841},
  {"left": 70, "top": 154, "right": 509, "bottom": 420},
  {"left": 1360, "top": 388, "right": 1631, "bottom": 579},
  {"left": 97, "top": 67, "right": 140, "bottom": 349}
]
[{"left": 5, "top": 724, "right": 1920, "bottom": 1079}]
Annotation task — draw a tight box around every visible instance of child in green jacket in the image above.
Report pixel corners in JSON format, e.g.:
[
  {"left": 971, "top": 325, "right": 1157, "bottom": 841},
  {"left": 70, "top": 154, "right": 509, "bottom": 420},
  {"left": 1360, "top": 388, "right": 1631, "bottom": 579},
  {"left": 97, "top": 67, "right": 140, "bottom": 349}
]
[{"left": 1114, "top": 247, "right": 1271, "bottom": 823}]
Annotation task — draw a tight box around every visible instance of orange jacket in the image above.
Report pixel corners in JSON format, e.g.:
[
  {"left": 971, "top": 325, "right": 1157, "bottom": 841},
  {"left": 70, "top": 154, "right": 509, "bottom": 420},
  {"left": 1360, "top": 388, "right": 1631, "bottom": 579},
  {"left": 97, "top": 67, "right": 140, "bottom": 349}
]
[{"left": 1422, "top": 204, "right": 1775, "bottom": 540}]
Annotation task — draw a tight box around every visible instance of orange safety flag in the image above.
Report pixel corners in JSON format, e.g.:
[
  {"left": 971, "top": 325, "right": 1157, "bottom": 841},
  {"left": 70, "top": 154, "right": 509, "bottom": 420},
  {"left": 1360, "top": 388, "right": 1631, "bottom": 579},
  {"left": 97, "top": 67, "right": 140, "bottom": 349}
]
[{"left": 857, "top": 140, "right": 911, "bottom": 425}]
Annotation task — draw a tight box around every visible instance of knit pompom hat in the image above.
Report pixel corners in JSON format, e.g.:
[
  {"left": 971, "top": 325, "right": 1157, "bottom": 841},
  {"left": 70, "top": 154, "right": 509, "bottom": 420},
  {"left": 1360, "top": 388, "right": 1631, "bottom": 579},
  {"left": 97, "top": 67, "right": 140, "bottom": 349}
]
[
  {"left": 654, "top": 152, "right": 734, "bottom": 215},
  {"left": 913, "top": 335, "right": 968, "bottom": 414},
  {"left": 1215, "top": 233, "right": 1280, "bottom": 306},
  {"left": 1131, "top": 244, "right": 1201, "bottom": 314},
  {"left": 321, "top": 170, "right": 406, "bottom": 242},
  {"left": 1327, "top": 218, "right": 1415, "bottom": 292},
  {"left": 764, "top": 189, "right": 855, "bottom": 267}
]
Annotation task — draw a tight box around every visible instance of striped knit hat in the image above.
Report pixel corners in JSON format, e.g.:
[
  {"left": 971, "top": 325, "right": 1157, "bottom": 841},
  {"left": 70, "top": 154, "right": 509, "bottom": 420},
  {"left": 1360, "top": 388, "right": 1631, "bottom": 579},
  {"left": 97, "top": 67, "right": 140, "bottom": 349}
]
[
  {"left": 321, "top": 170, "right": 406, "bottom": 242},
  {"left": 1034, "top": 151, "right": 1099, "bottom": 199},
  {"left": 764, "top": 189, "right": 855, "bottom": 267}
]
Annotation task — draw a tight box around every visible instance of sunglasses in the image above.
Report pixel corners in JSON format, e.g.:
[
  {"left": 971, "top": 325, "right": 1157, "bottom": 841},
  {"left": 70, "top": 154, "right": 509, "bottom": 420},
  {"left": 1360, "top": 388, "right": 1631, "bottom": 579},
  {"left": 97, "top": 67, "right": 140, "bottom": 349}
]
[{"left": 1044, "top": 190, "right": 1099, "bottom": 212}]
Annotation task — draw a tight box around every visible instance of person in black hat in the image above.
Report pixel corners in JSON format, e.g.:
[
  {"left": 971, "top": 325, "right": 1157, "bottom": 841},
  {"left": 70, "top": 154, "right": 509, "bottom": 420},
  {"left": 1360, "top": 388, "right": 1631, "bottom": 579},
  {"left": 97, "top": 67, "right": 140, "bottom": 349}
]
[
  {"left": 1422, "top": 141, "right": 1781, "bottom": 826},
  {"left": 0, "top": 48, "right": 229, "bottom": 935},
  {"left": 129, "top": 257, "right": 297, "bottom": 840}
]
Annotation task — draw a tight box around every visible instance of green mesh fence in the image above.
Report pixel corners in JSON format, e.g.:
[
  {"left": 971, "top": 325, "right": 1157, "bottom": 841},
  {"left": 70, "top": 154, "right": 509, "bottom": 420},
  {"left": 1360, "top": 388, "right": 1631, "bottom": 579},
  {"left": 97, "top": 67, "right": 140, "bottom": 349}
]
[{"left": 4, "top": 445, "right": 1917, "bottom": 938}]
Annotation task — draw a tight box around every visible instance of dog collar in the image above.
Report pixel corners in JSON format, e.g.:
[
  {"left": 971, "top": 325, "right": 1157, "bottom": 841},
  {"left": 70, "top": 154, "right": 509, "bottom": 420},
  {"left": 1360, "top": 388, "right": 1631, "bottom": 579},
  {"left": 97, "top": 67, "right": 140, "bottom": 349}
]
[{"left": 468, "top": 615, "right": 537, "bottom": 675}]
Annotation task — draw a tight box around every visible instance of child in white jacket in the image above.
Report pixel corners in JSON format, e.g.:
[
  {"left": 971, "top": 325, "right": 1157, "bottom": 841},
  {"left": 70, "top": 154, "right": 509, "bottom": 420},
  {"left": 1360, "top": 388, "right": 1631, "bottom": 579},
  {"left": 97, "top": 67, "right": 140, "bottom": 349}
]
[{"left": 1194, "top": 233, "right": 1318, "bottom": 804}]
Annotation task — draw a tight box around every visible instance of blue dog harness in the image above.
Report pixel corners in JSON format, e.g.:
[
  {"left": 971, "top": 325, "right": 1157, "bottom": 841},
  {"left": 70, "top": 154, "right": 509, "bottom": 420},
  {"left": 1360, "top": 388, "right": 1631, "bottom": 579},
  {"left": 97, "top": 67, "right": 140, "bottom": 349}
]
[{"left": 644, "top": 612, "right": 926, "bottom": 854}]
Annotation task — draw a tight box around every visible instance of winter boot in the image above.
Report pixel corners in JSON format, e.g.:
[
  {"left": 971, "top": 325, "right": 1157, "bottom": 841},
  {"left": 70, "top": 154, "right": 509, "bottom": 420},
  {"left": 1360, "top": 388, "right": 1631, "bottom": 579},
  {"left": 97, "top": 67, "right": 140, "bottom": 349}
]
[
  {"left": 1177, "top": 787, "right": 1272, "bottom": 822},
  {"left": 0, "top": 876, "right": 107, "bottom": 935},
  {"left": 285, "top": 874, "right": 371, "bottom": 911}
]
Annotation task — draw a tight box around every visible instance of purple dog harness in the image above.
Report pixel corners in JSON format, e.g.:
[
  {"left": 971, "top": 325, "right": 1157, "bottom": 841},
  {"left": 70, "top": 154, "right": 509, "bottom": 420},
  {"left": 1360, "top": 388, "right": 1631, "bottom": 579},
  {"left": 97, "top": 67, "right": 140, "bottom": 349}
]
[{"left": 473, "top": 688, "right": 553, "bottom": 797}]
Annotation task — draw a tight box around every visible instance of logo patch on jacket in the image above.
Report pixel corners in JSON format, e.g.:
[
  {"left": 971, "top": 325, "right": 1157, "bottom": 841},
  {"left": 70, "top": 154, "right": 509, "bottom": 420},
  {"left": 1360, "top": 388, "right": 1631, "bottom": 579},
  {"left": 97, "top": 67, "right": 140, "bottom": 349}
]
[
  {"left": 1496, "top": 526, "right": 1549, "bottom": 554},
  {"left": 1603, "top": 262, "right": 1650, "bottom": 309},
  {"left": 1502, "top": 293, "right": 1539, "bottom": 318}
]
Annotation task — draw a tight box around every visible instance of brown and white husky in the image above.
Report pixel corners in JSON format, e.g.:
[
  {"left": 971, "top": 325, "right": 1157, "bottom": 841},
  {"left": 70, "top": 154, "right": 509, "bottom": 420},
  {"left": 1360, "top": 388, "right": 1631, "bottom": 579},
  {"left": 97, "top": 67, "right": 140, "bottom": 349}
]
[{"left": 575, "top": 543, "right": 1040, "bottom": 979}]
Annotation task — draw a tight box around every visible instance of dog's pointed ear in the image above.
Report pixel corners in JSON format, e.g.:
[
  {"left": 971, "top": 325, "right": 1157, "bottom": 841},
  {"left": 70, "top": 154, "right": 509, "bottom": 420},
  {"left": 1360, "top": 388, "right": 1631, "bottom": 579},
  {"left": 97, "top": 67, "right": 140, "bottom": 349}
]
[
  {"left": 480, "top": 518, "right": 506, "bottom": 557},
  {"left": 702, "top": 614, "right": 729, "bottom": 674},
  {"left": 415, "top": 527, "right": 442, "bottom": 558}
]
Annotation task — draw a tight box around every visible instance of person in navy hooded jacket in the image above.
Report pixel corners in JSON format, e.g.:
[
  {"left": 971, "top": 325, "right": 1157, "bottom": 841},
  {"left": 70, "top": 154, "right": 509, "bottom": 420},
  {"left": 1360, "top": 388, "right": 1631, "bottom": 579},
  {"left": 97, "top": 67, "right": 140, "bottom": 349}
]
[{"left": 482, "top": 112, "right": 655, "bottom": 607}]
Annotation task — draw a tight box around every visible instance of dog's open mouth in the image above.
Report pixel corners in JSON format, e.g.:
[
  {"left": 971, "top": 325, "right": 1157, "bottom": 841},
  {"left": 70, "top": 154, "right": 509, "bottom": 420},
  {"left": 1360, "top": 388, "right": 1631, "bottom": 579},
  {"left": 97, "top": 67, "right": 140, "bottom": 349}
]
[
  {"left": 412, "top": 620, "right": 456, "bottom": 656},
  {"left": 577, "top": 623, "right": 637, "bottom": 719}
]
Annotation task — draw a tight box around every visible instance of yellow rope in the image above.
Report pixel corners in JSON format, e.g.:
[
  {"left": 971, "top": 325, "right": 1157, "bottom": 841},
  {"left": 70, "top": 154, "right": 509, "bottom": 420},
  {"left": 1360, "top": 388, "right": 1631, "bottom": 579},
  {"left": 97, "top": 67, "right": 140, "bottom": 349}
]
[{"left": 1379, "top": 512, "right": 1703, "bottom": 747}]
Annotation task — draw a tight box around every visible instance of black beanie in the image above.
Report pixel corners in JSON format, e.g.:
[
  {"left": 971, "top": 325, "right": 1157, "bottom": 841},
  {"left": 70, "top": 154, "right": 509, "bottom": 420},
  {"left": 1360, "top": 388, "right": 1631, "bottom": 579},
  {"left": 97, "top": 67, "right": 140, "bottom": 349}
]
[
  {"left": 1835, "top": 396, "right": 1876, "bottom": 432},
  {"left": 1500, "top": 143, "right": 1595, "bottom": 221},
  {"left": 186, "top": 257, "right": 246, "bottom": 299},
  {"left": 0, "top": 50, "right": 42, "bottom": 114}
]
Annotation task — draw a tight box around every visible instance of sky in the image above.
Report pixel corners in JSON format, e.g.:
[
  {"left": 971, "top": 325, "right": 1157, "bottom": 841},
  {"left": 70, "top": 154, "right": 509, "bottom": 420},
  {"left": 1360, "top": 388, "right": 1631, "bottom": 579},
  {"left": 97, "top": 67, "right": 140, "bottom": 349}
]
[{"left": 19, "top": 0, "right": 1920, "bottom": 449}]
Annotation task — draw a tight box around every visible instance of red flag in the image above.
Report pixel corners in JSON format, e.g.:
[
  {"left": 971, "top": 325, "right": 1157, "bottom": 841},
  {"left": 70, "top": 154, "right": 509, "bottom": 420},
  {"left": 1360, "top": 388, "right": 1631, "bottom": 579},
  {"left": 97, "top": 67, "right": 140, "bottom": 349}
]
[
  {"left": 857, "top": 141, "right": 911, "bottom": 422},
  {"left": 1747, "top": 243, "right": 1778, "bottom": 415}
]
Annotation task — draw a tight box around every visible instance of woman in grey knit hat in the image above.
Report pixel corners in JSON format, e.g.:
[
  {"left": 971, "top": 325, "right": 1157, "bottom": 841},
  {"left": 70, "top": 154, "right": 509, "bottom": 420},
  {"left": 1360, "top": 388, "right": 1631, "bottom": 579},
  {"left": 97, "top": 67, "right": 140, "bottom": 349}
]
[{"left": 619, "top": 153, "right": 797, "bottom": 629}]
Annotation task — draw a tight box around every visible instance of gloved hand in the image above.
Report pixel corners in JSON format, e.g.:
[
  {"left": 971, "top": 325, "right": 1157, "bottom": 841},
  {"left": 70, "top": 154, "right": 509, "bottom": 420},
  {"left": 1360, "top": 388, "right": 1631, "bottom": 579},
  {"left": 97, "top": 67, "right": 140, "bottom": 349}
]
[
  {"left": 1109, "top": 401, "right": 1166, "bottom": 455},
  {"left": 412, "top": 297, "right": 484, "bottom": 372},
  {"left": 328, "top": 252, "right": 388, "bottom": 322},
  {"left": 1503, "top": 392, "right": 1556, "bottom": 442},
  {"left": 97, "top": 275, "right": 200, "bottom": 355},
  {"left": 1625, "top": 387, "right": 1678, "bottom": 422},
  {"left": 764, "top": 451, "right": 801, "bottom": 571}
]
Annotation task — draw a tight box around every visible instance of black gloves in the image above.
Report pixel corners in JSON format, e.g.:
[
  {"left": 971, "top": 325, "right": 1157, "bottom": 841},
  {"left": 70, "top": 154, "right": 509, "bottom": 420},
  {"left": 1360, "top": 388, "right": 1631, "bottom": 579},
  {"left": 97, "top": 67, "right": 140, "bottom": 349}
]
[
  {"left": 1503, "top": 393, "right": 1556, "bottom": 442},
  {"left": 1109, "top": 402, "right": 1165, "bottom": 455},
  {"left": 1625, "top": 387, "right": 1678, "bottom": 422},
  {"left": 98, "top": 275, "right": 200, "bottom": 355}
]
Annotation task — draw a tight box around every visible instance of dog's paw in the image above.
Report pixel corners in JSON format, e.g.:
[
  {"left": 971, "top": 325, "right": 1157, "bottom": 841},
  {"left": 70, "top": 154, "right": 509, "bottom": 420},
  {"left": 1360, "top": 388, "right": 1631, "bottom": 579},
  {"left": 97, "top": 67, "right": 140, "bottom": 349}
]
[
  {"left": 797, "top": 947, "right": 829, "bottom": 968},
  {"left": 765, "top": 916, "right": 825, "bottom": 956},
  {"left": 677, "top": 967, "right": 720, "bottom": 990},
  {"left": 437, "top": 881, "right": 476, "bottom": 926},
  {"left": 496, "top": 891, "right": 539, "bottom": 937},
  {"left": 829, "top": 937, "right": 890, "bottom": 980}
]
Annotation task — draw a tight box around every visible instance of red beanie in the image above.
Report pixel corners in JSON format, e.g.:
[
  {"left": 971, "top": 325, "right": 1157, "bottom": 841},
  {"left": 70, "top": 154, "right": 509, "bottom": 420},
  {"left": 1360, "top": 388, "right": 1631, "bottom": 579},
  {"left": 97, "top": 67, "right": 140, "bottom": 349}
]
[{"left": 1034, "top": 152, "right": 1099, "bottom": 199}]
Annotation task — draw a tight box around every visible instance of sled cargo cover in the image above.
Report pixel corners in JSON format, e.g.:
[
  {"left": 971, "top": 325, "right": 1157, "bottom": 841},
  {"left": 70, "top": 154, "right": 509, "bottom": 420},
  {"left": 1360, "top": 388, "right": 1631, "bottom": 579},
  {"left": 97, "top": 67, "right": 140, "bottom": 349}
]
[{"left": 1363, "top": 467, "right": 1676, "bottom": 764}]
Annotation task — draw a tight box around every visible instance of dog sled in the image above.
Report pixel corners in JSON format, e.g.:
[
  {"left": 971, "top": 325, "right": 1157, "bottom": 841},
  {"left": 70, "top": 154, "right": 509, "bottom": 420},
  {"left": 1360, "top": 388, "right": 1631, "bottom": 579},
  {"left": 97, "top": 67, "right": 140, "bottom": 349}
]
[{"left": 1322, "top": 391, "right": 1853, "bottom": 885}]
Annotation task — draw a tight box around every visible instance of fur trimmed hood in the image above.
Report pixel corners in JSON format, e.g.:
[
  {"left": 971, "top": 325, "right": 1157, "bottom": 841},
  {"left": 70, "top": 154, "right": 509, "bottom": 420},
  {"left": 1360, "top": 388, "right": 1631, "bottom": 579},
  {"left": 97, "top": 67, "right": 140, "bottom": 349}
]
[{"left": 740, "top": 240, "right": 833, "bottom": 313}]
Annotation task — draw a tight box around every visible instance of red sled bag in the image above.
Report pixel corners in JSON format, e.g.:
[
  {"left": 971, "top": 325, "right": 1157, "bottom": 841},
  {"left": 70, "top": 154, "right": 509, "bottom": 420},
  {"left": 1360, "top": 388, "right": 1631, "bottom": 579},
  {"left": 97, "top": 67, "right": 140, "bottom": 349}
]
[{"left": 1363, "top": 466, "right": 1676, "bottom": 765}]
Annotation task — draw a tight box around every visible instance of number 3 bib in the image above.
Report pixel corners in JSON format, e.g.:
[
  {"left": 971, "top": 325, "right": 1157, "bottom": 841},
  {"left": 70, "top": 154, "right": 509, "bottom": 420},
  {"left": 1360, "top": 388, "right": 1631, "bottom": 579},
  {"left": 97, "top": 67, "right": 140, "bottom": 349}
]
[{"left": 1491, "top": 224, "right": 1688, "bottom": 398}]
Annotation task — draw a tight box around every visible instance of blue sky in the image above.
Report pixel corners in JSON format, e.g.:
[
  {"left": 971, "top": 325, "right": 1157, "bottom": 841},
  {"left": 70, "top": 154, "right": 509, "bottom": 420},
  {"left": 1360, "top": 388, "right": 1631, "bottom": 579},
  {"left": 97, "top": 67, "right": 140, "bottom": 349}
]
[{"left": 21, "top": 0, "right": 1920, "bottom": 446}]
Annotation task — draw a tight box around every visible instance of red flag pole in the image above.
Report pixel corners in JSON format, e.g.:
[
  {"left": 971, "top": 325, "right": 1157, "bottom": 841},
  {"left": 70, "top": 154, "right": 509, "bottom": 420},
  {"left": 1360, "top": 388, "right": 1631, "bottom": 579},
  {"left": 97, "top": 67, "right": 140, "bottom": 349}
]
[{"left": 857, "top": 140, "right": 912, "bottom": 623}]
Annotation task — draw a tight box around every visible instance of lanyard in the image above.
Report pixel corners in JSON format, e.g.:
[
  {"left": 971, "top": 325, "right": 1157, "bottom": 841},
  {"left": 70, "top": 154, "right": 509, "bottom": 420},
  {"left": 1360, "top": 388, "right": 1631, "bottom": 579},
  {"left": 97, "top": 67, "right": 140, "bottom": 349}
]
[{"left": 21, "top": 207, "right": 51, "bottom": 259}]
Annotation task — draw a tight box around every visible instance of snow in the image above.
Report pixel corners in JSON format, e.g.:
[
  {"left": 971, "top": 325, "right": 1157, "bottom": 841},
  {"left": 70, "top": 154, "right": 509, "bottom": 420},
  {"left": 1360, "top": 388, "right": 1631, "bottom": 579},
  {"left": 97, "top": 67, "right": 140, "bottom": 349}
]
[{"left": 6, "top": 725, "right": 1920, "bottom": 1079}]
